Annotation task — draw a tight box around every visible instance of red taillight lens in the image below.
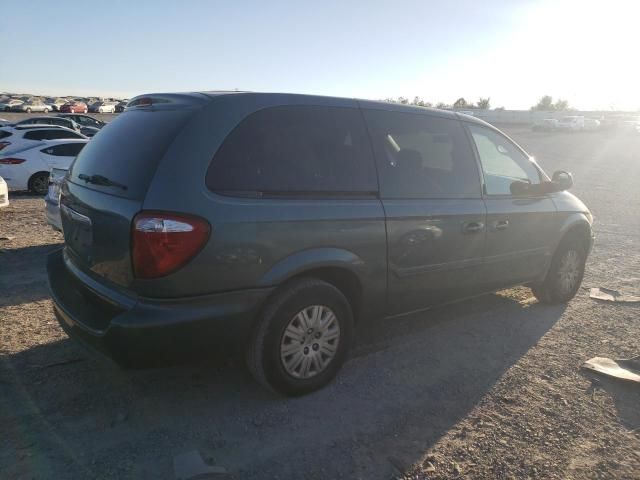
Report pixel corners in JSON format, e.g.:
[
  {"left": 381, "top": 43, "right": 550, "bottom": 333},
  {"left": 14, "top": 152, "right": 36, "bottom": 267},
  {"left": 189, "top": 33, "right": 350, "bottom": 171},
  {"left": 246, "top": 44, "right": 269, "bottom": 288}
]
[
  {"left": 0, "top": 157, "right": 25, "bottom": 164},
  {"left": 0, "top": 142, "right": 11, "bottom": 151},
  {"left": 131, "top": 212, "right": 210, "bottom": 279}
]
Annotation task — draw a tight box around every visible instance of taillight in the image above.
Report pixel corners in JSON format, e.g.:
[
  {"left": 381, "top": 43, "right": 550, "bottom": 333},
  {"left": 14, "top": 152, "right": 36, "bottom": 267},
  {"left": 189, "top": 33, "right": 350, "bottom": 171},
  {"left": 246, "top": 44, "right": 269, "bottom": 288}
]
[
  {"left": 0, "top": 157, "right": 25, "bottom": 164},
  {"left": 0, "top": 142, "right": 10, "bottom": 151},
  {"left": 131, "top": 212, "right": 210, "bottom": 279}
]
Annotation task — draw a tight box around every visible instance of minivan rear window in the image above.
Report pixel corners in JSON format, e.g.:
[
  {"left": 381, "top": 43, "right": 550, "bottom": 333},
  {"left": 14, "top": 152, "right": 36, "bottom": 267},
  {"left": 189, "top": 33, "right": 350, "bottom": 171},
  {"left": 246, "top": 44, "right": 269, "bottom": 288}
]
[
  {"left": 206, "top": 105, "right": 377, "bottom": 197},
  {"left": 69, "top": 109, "right": 193, "bottom": 199}
]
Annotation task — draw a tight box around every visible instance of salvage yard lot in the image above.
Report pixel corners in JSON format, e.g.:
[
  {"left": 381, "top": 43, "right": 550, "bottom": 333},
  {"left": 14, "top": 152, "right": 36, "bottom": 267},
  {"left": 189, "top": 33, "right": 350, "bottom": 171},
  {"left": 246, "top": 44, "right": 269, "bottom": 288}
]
[{"left": 1, "top": 126, "right": 639, "bottom": 479}]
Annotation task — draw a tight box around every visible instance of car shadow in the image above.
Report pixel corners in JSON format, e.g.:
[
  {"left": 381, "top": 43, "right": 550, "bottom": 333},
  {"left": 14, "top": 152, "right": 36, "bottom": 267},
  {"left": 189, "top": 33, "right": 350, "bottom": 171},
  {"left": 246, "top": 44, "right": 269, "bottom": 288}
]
[
  {"left": 585, "top": 374, "right": 640, "bottom": 431},
  {"left": 0, "top": 243, "right": 60, "bottom": 307},
  {"left": 1, "top": 292, "right": 565, "bottom": 479}
]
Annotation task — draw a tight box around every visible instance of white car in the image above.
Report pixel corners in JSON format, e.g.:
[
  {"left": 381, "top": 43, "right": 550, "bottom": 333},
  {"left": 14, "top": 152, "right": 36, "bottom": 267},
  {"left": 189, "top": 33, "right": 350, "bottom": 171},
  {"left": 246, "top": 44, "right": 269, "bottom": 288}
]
[
  {"left": 91, "top": 101, "right": 117, "bottom": 113},
  {"left": 557, "top": 116, "right": 585, "bottom": 131},
  {"left": 0, "top": 139, "right": 88, "bottom": 194},
  {"left": 45, "top": 168, "right": 67, "bottom": 230},
  {"left": 0, "top": 125, "right": 87, "bottom": 156},
  {"left": 584, "top": 118, "right": 601, "bottom": 131},
  {"left": 0, "top": 176, "right": 8, "bottom": 207}
]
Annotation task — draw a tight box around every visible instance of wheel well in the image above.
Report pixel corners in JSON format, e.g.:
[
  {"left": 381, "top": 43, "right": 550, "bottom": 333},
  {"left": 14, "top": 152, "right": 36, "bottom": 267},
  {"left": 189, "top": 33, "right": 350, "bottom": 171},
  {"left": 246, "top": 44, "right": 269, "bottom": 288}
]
[
  {"left": 560, "top": 222, "right": 592, "bottom": 252},
  {"left": 28, "top": 171, "right": 50, "bottom": 186},
  {"left": 289, "top": 267, "right": 364, "bottom": 323}
]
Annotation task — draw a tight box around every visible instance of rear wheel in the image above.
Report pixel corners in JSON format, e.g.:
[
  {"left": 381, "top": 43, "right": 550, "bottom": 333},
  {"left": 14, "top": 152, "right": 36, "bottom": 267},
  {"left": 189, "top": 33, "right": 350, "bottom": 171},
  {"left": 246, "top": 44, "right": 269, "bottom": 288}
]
[
  {"left": 26, "top": 107, "right": 32, "bottom": 113},
  {"left": 532, "top": 239, "right": 587, "bottom": 304},
  {"left": 28, "top": 172, "right": 49, "bottom": 195},
  {"left": 43, "top": 108, "right": 49, "bottom": 113},
  {"left": 247, "top": 278, "right": 354, "bottom": 396}
]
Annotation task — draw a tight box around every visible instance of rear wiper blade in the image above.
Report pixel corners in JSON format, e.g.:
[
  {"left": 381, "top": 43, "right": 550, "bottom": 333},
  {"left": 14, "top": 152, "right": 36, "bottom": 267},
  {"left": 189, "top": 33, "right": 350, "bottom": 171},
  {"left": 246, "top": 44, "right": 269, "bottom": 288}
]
[{"left": 77, "top": 173, "right": 128, "bottom": 191}]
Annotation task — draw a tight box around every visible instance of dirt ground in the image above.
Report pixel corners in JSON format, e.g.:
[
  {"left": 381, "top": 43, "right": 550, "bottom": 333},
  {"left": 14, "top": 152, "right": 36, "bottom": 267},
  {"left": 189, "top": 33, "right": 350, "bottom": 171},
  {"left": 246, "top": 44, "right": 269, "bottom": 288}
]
[{"left": 1, "top": 126, "right": 639, "bottom": 479}]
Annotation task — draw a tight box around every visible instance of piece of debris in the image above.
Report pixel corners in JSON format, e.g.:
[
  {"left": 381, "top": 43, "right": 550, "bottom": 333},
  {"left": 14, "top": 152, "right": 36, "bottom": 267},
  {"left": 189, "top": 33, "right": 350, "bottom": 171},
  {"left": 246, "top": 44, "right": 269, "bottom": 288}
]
[
  {"left": 589, "top": 287, "right": 640, "bottom": 303},
  {"left": 582, "top": 356, "right": 640, "bottom": 384},
  {"left": 424, "top": 461, "right": 436, "bottom": 473},
  {"left": 0, "top": 235, "right": 14, "bottom": 241},
  {"left": 173, "top": 450, "right": 226, "bottom": 479}
]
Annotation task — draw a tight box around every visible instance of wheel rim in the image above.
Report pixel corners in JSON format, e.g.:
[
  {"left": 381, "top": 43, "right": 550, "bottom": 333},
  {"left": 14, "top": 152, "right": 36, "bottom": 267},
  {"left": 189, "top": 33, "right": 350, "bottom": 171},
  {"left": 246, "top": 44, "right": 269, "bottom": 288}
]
[
  {"left": 557, "top": 249, "right": 581, "bottom": 294},
  {"left": 32, "top": 176, "right": 48, "bottom": 194},
  {"left": 280, "top": 305, "right": 340, "bottom": 379}
]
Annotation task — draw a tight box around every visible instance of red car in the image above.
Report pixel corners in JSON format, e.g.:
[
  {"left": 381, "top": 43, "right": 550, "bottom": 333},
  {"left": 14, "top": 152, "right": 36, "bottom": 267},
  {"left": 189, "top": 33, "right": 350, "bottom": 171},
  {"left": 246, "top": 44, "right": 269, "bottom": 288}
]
[{"left": 59, "top": 102, "right": 88, "bottom": 114}]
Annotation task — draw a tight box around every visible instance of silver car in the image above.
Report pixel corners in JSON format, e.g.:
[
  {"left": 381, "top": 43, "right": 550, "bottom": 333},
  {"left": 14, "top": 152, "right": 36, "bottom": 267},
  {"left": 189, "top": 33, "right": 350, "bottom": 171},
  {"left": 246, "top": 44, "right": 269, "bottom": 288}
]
[{"left": 12, "top": 100, "right": 51, "bottom": 113}]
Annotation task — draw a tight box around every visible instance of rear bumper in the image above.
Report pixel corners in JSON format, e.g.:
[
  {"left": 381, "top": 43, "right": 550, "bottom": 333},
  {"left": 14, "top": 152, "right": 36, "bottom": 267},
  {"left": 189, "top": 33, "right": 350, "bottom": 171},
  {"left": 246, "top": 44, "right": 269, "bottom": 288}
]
[{"left": 47, "top": 249, "right": 273, "bottom": 365}]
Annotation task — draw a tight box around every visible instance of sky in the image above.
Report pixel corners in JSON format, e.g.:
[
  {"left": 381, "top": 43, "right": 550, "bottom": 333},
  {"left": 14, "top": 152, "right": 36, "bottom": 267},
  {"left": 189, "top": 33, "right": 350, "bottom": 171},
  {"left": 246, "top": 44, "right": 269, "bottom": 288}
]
[{"left": 2, "top": 0, "right": 639, "bottom": 110}]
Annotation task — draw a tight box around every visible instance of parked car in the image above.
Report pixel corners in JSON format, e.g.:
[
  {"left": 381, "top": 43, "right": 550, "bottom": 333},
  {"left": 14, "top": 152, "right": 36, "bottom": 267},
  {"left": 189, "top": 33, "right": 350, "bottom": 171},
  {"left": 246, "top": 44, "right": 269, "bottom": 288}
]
[
  {"left": 80, "top": 126, "right": 100, "bottom": 137},
  {"left": 56, "top": 113, "right": 105, "bottom": 129},
  {"left": 557, "top": 116, "right": 585, "bottom": 131},
  {"left": 48, "top": 92, "right": 594, "bottom": 396},
  {"left": 0, "top": 125, "right": 87, "bottom": 156},
  {"left": 59, "top": 102, "right": 88, "bottom": 114},
  {"left": 583, "top": 118, "right": 601, "bottom": 131},
  {"left": 0, "top": 139, "right": 87, "bottom": 194},
  {"left": 0, "top": 175, "right": 8, "bottom": 207},
  {"left": 44, "top": 98, "right": 68, "bottom": 111},
  {"left": 11, "top": 100, "right": 51, "bottom": 113},
  {"left": 12, "top": 116, "right": 82, "bottom": 132},
  {"left": 0, "top": 99, "right": 24, "bottom": 112},
  {"left": 89, "top": 101, "right": 117, "bottom": 113},
  {"left": 115, "top": 100, "right": 129, "bottom": 113},
  {"left": 45, "top": 167, "right": 68, "bottom": 230},
  {"left": 532, "top": 118, "right": 559, "bottom": 131}
]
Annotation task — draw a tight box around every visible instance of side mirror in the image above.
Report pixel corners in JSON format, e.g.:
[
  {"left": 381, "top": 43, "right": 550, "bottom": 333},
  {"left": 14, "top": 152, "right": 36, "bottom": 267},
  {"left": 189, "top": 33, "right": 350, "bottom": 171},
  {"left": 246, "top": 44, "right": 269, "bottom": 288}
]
[{"left": 552, "top": 170, "right": 573, "bottom": 190}]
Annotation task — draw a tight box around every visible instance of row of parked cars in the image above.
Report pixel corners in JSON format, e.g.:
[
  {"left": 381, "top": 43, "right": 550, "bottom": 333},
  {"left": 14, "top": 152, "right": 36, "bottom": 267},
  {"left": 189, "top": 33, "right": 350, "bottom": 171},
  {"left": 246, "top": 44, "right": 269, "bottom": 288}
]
[
  {"left": 533, "top": 115, "right": 640, "bottom": 132},
  {"left": 0, "top": 98, "right": 128, "bottom": 113},
  {"left": 0, "top": 114, "right": 107, "bottom": 205}
]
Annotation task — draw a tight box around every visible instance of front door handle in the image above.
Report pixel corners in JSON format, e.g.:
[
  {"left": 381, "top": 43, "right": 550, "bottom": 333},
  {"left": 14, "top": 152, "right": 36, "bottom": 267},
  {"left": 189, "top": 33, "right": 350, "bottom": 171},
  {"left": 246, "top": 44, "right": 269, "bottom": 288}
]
[
  {"left": 463, "top": 221, "right": 485, "bottom": 234},
  {"left": 493, "top": 220, "right": 510, "bottom": 231}
]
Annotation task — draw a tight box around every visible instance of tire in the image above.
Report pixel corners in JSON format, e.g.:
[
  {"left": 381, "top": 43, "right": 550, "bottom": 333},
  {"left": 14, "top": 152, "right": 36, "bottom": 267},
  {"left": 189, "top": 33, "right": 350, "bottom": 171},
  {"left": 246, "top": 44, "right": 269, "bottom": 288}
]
[
  {"left": 43, "top": 108, "right": 49, "bottom": 113},
  {"left": 28, "top": 172, "right": 49, "bottom": 195},
  {"left": 532, "top": 238, "right": 587, "bottom": 304},
  {"left": 247, "top": 277, "right": 354, "bottom": 396},
  {"left": 26, "top": 107, "right": 32, "bottom": 113},
  {"left": 83, "top": 109, "right": 88, "bottom": 114}
]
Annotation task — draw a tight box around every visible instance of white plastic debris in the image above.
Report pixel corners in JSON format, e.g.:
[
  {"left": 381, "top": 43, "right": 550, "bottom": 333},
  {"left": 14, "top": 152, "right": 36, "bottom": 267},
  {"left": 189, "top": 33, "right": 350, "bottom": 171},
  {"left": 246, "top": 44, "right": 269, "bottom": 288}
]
[
  {"left": 589, "top": 287, "right": 640, "bottom": 303},
  {"left": 173, "top": 450, "right": 226, "bottom": 480}
]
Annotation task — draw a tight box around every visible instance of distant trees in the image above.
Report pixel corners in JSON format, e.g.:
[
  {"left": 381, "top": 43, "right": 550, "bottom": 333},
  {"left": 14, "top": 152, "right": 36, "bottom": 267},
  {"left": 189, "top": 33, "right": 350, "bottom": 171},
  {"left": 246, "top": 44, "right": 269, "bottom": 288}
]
[
  {"left": 531, "top": 95, "right": 571, "bottom": 111},
  {"left": 453, "top": 97, "right": 470, "bottom": 109},
  {"left": 477, "top": 97, "right": 491, "bottom": 109},
  {"left": 384, "top": 96, "right": 432, "bottom": 107},
  {"left": 383, "top": 96, "right": 492, "bottom": 109}
]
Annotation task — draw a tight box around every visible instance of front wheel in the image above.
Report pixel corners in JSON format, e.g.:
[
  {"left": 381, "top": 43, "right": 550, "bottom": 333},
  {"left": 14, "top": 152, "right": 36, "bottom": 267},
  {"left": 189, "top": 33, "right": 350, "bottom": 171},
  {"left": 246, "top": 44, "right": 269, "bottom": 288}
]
[
  {"left": 246, "top": 278, "right": 354, "bottom": 396},
  {"left": 26, "top": 107, "right": 32, "bottom": 113},
  {"left": 532, "top": 240, "right": 587, "bottom": 304},
  {"left": 43, "top": 108, "right": 49, "bottom": 113}
]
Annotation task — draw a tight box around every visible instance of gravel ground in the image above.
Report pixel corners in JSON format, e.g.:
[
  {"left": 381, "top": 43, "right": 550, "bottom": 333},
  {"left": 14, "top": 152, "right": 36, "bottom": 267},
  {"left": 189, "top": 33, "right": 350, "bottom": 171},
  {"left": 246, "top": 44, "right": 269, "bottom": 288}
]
[{"left": 1, "top": 125, "right": 639, "bottom": 479}]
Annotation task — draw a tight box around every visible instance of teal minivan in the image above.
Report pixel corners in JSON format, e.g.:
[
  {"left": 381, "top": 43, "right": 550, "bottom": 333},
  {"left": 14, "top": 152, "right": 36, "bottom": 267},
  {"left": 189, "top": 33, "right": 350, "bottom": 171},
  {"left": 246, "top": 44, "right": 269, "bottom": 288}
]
[{"left": 47, "top": 92, "right": 593, "bottom": 395}]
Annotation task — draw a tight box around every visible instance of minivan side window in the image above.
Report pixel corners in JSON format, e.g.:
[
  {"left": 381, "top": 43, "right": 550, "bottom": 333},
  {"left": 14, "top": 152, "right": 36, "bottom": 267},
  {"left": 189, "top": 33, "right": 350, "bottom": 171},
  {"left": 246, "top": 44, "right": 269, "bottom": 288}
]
[
  {"left": 363, "top": 109, "right": 481, "bottom": 198},
  {"left": 206, "top": 105, "right": 377, "bottom": 196},
  {"left": 467, "top": 125, "right": 541, "bottom": 195}
]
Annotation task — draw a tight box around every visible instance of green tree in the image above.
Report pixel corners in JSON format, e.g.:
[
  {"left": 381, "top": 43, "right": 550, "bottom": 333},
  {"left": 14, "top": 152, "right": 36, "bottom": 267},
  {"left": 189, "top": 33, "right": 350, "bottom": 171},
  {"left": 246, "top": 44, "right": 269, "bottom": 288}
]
[
  {"left": 436, "top": 102, "right": 449, "bottom": 109},
  {"left": 453, "top": 97, "right": 469, "bottom": 109},
  {"left": 532, "top": 95, "right": 554, "bottom": 111},
  {"left": 477, "top": 97, "right": 491, "bottom": 109},
  {"left": 554, "top": 99, "right": 569, "bottom": 111}
]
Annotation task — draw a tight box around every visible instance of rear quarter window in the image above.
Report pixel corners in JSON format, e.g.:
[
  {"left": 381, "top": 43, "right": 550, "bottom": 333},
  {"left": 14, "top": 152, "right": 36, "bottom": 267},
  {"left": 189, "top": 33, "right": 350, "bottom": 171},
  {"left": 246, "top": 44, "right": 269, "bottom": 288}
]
[
  {"left": 0, "top": 130, "right": 12, "bottom": 139},
  {"left": 206, "top": 105, "right": 377, "bottom": 196}
]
